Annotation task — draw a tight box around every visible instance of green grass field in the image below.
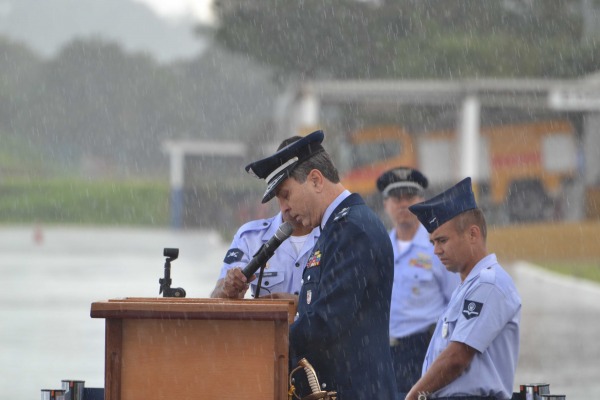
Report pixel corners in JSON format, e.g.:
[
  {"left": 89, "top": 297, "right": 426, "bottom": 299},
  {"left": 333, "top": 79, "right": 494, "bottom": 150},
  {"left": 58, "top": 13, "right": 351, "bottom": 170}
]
[
  {"left": 0, "top": 129, "right": 170, "bottom": 227},
  {"left": 540, "top": 262, "right": 600, "bottom": 284},
  {"left": 0, "top": 179, "right": 170, "bottom": 226}
]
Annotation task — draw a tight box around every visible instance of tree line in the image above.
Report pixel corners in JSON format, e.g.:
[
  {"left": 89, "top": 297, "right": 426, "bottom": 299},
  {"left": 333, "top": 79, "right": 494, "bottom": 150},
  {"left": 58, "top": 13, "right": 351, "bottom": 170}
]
[
  {"left": 1, "top": 0, "right": 598, "bottom": 180},
  {"left": 214, "top": 0, "right": 599, "bottom": 80},
  {"left": 0, "top": 36, "right": 280, "bottom": 180}
]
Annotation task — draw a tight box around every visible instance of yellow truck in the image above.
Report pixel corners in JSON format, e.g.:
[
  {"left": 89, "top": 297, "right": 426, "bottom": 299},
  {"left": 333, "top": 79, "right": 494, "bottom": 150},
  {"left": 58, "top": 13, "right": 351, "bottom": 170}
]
[{"left": 340, "top": 120, "right": 577, "bottom": 223}]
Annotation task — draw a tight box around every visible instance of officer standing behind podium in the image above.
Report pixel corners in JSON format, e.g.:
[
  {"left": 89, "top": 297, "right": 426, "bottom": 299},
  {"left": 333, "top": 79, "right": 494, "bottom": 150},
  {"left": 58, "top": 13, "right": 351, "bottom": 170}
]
[
  {"left": 211, "top": 137, "right": 320, "bottom": 300},
  {"left": 210, "top": 211, "right": 319, "bottom": 299},
  {"left": 245, "top": 130, "right": 398, "bottom": 399},
  {"left": 405, "top": 177, "right": 521, "bottom": 400},
  {"left": 376, "top": 167, "right": 459, "bottom": 396}
]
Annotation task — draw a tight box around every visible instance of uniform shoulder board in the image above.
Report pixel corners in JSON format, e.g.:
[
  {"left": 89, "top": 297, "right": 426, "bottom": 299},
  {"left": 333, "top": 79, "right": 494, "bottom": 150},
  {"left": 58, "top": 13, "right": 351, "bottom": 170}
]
[
  {"left": 333, "top": 207, "right": 351, "bottom": 222},
  {"left": 238, "top": 218, "right": 273, "bottom": 234},
  {"left": 480, "top": 266, "right": 496, "bottom": 284}
]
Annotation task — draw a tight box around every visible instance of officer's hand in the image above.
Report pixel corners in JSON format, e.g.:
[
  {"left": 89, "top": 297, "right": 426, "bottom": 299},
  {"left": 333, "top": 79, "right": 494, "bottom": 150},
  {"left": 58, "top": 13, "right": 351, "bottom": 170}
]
[{"left": 222, "top": 268, "right": 253, "bottom": 298}]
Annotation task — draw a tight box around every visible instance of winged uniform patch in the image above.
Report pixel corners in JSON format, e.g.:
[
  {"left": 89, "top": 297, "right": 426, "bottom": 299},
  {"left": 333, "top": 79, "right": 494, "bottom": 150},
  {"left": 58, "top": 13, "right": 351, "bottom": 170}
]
[
  {"left": 223, "top": 248, "right": 244, "bottom": 264},
  {"left": 462, "top": 300, "right": 483, "bottom": 320}
]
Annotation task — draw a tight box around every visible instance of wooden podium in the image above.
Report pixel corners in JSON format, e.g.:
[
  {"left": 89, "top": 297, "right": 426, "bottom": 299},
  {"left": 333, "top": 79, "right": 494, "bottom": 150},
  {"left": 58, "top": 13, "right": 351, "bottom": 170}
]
[{"left": 90, "top": 298, "right": 295, "bottom": 400}]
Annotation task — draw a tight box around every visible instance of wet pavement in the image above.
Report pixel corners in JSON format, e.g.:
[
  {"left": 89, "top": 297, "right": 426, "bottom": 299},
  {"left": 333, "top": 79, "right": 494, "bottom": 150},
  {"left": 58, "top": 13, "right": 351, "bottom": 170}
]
[
  {"left": 511, "top": 261, "right": 600, "bottom": 400},
  {"left": 0, "top": 226, "right": 598, "bottom": 399},
  {"left": 0, "top": 225, "right": 225, "bottom": 400}
]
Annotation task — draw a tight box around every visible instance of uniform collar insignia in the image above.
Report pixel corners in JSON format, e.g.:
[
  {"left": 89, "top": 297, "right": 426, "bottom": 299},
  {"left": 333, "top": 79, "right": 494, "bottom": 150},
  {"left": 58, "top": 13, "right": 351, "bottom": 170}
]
[{"left": 333, "top": 207, "right": 350, "bottom": 221}]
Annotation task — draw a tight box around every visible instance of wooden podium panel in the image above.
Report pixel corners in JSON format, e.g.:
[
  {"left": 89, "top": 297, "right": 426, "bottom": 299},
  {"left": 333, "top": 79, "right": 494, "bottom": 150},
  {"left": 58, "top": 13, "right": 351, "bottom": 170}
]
[{"left": 91, "top": 298, "right": 294, "bottom": 400}]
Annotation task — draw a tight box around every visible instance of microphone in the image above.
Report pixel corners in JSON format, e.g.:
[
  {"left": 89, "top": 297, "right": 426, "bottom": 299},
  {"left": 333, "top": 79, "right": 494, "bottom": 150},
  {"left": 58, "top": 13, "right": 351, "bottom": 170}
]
[{"left": 242, "top": 221, "right": 294, "bottom": 279}]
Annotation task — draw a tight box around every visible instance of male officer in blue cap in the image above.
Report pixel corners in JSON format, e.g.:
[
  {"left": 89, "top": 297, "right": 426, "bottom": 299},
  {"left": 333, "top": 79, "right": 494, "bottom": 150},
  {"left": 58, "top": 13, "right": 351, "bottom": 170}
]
[
  {"left": 405, "top": 177, "right": 521, "bottom": 400},
  {"left": 246, "top": 130, "right": 398, "bottom": 399},
  {"left": 376, "top": 167, "right": 459, "bottom": 397}
]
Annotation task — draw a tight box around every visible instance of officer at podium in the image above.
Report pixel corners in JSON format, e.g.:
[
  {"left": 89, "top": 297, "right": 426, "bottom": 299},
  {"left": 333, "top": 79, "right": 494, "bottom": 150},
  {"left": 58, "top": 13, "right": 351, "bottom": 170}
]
[{"left": 245, "top": 130, "right": 397, "bottom": 399}]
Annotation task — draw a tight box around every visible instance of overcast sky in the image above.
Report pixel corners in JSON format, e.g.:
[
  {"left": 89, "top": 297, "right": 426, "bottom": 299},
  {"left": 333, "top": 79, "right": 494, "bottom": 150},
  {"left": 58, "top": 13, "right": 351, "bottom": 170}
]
[
  {"left": 131, "top": 0, "right": 215, "bottom": 24},
  {"left": 0, "top": 0, "right": 215, "bottom": 62}
]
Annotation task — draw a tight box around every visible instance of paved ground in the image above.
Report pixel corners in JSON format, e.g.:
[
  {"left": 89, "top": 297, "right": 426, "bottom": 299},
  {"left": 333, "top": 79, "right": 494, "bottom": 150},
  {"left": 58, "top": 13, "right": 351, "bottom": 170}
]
[
  {"left": 510, "top": 261, "right": 600, "bottom": 400},
  {"left": 2, "top": 226, "right": 597, "bottom": 399}
]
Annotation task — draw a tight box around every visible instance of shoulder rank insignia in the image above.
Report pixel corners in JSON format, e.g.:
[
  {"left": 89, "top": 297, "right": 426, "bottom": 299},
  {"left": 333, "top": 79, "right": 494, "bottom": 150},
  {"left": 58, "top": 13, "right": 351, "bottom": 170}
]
[
  {"left": 306, "top": 250, "right": 322, "bottom": 268},
  {"left": 333, "top": 207, "right": 350, "bottom": 221},
  {"left": 462, "top": 299, "right": 483, "bottom": 320}
]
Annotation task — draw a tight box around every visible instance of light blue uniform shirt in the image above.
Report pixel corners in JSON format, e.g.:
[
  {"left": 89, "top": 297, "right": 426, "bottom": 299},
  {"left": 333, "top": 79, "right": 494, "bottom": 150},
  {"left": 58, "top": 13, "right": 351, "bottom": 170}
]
[
  {"left": 422, "top": 253, "right": 521, "bottom": 400},
  {"left": 389, "top": 224, "right": 459, "bottom": 338},
  {"left": 219, "top": 213, "right": 320, "bottom": 295}
]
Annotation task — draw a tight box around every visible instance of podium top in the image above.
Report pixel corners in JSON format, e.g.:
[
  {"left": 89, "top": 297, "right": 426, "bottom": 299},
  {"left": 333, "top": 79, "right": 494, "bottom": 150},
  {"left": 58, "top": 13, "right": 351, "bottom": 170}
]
[{"left": 90, "top": 297, "right": 296, "bottom": 323}]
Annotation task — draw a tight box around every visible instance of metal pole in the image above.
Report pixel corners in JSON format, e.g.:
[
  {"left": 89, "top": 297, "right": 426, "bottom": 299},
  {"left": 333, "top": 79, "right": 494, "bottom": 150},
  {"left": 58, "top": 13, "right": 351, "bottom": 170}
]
[
  {"left": 169, "top": 148, "right": 184, "bottom": 229},
  {"left": 458, "top": 95, "right": 481, "bottom": 182}
]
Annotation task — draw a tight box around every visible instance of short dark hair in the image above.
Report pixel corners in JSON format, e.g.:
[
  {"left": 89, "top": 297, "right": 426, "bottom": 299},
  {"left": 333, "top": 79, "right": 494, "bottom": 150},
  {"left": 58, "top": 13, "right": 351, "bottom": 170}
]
[
  {"left": 289, "top": 150, "right": 340, "bottom": 183},
  {"left": 454, "top": 208, "right": 487, "bottom": 241}
]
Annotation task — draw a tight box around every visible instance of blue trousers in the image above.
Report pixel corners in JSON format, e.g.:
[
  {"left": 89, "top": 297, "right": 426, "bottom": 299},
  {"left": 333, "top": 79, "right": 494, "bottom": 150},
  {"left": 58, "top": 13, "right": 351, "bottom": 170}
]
[{"left": 390, "top": 329, "right": 433, "bottom": 393}]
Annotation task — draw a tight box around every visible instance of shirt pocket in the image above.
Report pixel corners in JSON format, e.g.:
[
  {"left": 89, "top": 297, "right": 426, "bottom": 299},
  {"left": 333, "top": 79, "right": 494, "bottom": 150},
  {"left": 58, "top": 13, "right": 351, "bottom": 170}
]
[
  {"left": 440, "top": 301, "right": 462, "bottom": 344},
  {"left": 406, "top": 266, "right": 434, "bottom": 282},
  {"left": 399, "top": 266, "right": 434, "bottom": 302},
  {"left": 300, "top": 267, "right": 321, "bottom": 307},
  {"left": 251, "top": 271, "right": 286, "bottom": 293},
  {"left": 302, "top": 266, "right": 321, "bottom": 286}
]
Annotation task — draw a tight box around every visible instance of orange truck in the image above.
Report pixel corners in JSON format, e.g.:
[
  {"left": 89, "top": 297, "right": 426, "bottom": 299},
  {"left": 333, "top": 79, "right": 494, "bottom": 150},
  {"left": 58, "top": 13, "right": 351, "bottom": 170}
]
[{"left": 340, "top": 120, "right": 577, "bottom": 223}]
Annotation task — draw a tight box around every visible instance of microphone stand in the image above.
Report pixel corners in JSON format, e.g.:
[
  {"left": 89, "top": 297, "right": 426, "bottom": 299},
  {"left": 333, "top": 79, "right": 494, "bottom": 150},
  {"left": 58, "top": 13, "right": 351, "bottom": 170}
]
[
  {"left": 251, "top": 243, "right": 267, "bottom": 298},
  {"left": 159, "top": 248, "right": 186, "bottom": 298},
  {"left": 254, "top": 264, "right": 267, "bottom": 298}
]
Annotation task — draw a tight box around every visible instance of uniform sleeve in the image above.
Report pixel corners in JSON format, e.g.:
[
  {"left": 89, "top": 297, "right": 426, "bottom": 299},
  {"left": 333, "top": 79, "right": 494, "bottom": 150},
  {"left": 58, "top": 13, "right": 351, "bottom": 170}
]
[
  {"left": 217, "top": 229, "right": 254, "bottom": 280},
  {"left": 290, "top": 221, "right": 386, "bottom": 353},
  {"left": 450, "top": 283, "right": 516, "bottom": 353}
]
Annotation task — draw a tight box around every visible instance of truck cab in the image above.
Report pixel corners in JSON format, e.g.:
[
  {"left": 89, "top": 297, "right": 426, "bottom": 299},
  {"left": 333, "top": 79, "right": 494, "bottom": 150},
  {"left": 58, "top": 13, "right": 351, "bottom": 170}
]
[
  {"left": 340, "top": 120, "right": 576, "bottom": 224},
  {"left": 340, "top": 125, "right": 416, "bottom": 202}
]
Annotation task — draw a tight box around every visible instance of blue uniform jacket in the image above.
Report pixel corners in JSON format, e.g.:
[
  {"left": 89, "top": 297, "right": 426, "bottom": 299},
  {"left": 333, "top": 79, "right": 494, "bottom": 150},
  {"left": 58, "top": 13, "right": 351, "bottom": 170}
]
[{"left": 289, "top": 193, "right": 398, "bottom": 399}]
